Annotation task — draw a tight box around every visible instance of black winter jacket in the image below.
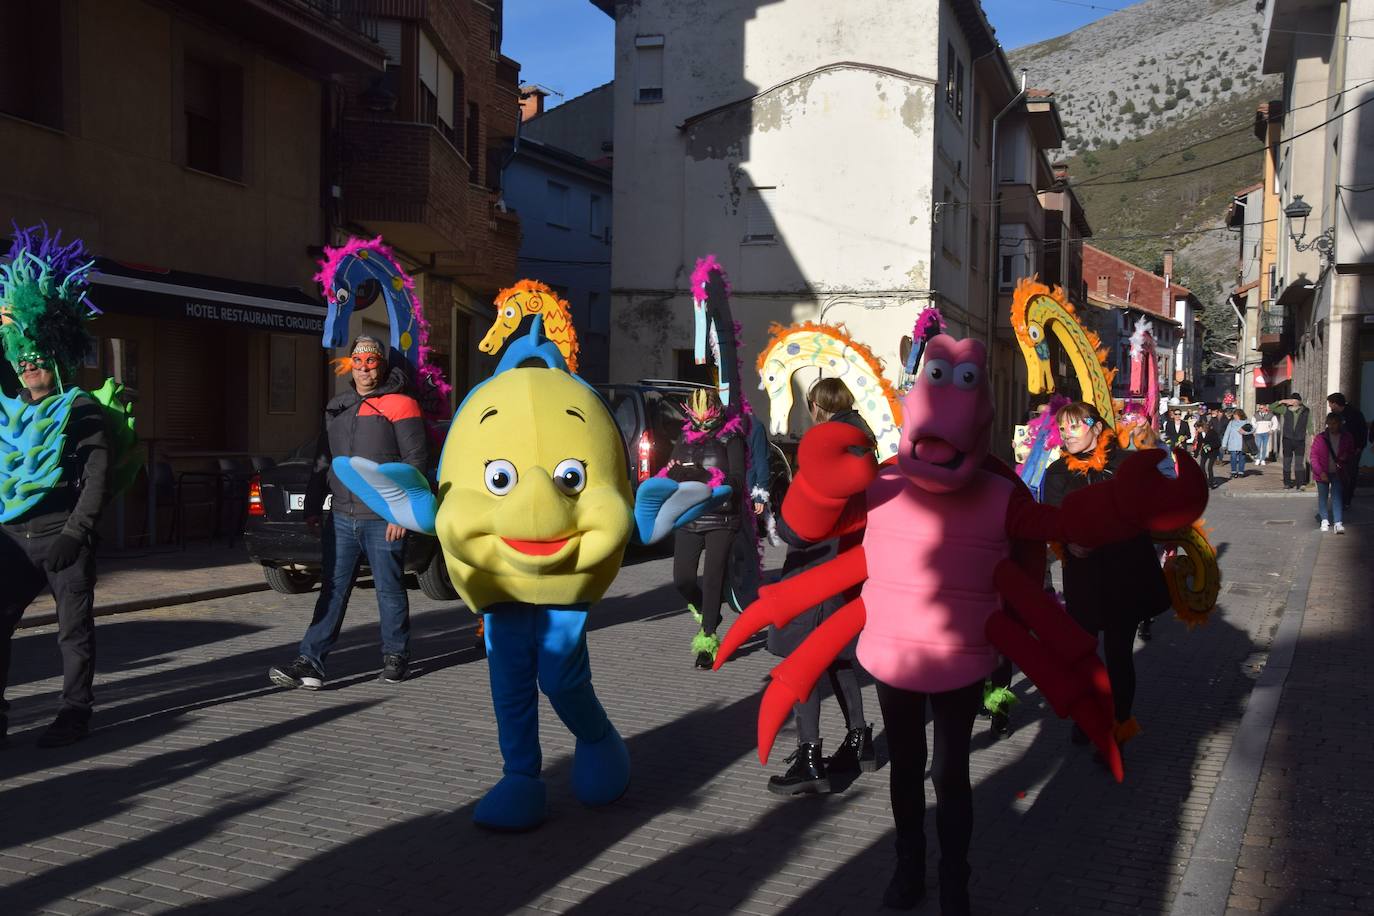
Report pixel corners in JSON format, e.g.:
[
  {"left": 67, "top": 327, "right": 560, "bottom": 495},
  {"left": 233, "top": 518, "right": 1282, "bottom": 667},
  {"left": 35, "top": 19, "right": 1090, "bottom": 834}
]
[
  {"left": 2, "top": 390, "right": 110, "bottom": 542},
  {"left": 1042, "top": 442, "right": 1171, "bottom": 631},
  {"left": 305, "top": 368, "right": 427, "bottom": 521},
  {"left": 665, "top": 426, "right": 745, "bottom": 533}
]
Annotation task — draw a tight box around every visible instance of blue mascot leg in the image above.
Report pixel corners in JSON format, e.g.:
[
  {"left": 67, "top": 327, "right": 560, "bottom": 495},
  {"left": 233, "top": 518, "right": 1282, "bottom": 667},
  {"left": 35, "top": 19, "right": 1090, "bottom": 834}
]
[
  {"left": 537, "top": 608, "right": 630, "bottom": 808},
  {"left": 474, "top": 610, "right": 547, "bottom": 831}
]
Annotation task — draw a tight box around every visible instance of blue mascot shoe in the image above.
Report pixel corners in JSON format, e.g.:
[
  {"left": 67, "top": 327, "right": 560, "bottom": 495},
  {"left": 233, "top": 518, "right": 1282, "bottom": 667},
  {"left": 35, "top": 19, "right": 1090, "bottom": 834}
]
[
  {"left": 572, "top": 726, "right": 630, "bottom": 807},
  {"left": 473, "top": 774, "right": 547, "bottom": 831}
]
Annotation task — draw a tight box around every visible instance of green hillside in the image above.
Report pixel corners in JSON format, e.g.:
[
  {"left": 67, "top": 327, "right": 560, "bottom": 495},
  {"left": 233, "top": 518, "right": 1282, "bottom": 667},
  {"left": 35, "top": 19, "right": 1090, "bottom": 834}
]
[{"left": 1065, "top": 86, "right": 1269, "bottom": 300}]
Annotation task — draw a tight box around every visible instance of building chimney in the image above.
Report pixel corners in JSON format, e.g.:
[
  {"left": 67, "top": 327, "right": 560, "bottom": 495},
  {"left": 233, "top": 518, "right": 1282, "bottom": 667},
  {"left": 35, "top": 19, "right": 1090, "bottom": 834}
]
[
  {"left": 1052, "top": 160, "right": 1070, "bottom": 185},
  {"left": 1097, "top": 275, "right": 1110, "bottom": 297},
  {"left": 1162, "top": 248, "right": 1174, "bottom": 279},
  {"left": 519, "top": 85, "right": 547, "bottom": 122}
]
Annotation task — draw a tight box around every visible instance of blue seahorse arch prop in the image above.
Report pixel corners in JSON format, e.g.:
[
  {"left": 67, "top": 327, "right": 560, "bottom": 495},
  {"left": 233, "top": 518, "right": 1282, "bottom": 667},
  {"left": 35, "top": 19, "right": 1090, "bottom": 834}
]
[{"left": 315, "top": 236, "right": 452, "bottom": 421}]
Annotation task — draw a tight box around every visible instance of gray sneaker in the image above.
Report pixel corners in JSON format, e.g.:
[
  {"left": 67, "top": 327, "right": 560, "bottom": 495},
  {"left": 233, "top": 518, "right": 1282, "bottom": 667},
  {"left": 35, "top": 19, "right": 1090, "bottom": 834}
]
[
  {"left": 379, "top": 654, "right": 408, "bottom": 684},
  {"left": 268, "top": 656, "right": 323, "bottom": 690}
]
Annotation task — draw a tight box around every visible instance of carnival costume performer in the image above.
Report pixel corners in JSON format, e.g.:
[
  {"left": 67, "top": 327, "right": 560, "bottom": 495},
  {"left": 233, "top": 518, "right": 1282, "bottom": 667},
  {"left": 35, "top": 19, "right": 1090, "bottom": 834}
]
[
  {"left": 1042, "top": 401, "right": 1173, "bottom": 749},
  {"left": 715, "top": 334, "right": 1207, "bottom": 913},
  {"left": 326, "top": 318, "right": 730, "bottom": 831},
  {"left": 1, "top": 225, "right": 123, "bottom": 748},
  {"left": 660, "top": 388, "right": 747, "bottom": 669},
  {"left": 766, "top": 378, "right": 876, "bottom": 796}
]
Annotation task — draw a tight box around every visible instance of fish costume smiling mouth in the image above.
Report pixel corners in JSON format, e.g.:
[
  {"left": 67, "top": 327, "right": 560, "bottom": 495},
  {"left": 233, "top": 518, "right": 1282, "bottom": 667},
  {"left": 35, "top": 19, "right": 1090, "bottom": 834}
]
[{"left": 328, "top": 313, "right": 731, "bottom": 832}]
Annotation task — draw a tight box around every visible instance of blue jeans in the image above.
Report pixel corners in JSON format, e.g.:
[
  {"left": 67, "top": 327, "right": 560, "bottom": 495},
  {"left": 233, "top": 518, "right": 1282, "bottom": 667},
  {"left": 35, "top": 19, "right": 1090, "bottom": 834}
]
[
  {"left": 1317, "top": 478, "right": 1344, "bottom": 526},
  {"left": 1256, "top": 432, "right": 1270, "bottom": 459},
  {"left": 1230, "top": 450, "right": 1247, "bottom": 475},
  {"left": 299, "top": 514, "right": 410, "bottom": 672}
]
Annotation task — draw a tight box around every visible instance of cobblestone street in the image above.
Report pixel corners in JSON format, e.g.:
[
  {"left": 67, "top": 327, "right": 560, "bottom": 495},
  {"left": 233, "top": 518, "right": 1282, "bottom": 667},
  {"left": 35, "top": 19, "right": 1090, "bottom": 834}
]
[{"left": 0, "top": 490, "right": 1366, "bottom": 916}]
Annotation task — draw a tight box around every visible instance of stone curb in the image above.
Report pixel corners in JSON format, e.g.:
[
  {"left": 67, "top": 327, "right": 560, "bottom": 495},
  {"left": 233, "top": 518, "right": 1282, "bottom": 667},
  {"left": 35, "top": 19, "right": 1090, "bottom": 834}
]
[
  {"left": 17, "top": 581, "right": 271, "bottom": 631},
  {"left": 1166, "top": 523, "right": 1322, "bottom": 915}
]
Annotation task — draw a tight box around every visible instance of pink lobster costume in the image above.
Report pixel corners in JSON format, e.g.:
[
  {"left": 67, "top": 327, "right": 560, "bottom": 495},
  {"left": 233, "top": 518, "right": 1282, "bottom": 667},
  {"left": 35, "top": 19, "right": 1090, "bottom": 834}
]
[{"left": 716, "top": 334, "right": 1207, "bottom": 911}]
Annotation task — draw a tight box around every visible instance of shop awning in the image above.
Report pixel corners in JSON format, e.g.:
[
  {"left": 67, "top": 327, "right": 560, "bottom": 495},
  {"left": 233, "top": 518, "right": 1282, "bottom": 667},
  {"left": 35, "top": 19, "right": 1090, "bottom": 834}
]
[
  {"left": 1253, "top": 355, "right": 1293, "bottom": 388},
  {"left": 89, "top": 258, "right": 326, "bottom": 336}
]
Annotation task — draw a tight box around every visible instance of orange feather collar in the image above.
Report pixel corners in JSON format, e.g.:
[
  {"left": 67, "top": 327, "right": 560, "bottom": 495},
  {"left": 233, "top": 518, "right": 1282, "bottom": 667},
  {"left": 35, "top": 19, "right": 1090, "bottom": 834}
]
[{"left": 1065, "top": 430, "right": 1112, "bottom": 474}]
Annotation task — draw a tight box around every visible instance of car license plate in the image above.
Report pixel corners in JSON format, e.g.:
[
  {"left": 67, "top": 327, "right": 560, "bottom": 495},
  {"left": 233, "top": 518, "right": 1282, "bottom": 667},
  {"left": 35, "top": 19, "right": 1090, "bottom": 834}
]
[{"left": 289, "top": 494, "right": 331, "bottom": 511}]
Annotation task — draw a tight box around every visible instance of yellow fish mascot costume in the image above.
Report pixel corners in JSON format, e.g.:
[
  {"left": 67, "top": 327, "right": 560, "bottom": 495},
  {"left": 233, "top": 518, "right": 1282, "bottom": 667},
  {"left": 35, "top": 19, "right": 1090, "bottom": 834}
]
[{"left": 332, "top": 317, "right": 729, "bottom": 830}]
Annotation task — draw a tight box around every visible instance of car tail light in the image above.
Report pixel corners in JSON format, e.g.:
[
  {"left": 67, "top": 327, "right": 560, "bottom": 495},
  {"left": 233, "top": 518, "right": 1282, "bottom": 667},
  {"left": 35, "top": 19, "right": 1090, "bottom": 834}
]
[
  {"left": 637, "top": 432, "right": 653, "bottom": 482},
  {"left": 248, "top": 475, "right": 265, "bottom": 517}
]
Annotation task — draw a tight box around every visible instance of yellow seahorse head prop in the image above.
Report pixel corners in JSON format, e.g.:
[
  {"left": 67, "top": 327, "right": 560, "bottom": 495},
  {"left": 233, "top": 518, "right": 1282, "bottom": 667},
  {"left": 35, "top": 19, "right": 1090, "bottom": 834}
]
[
  {"left": 1009, "top": 277, "right": 1116, "bottom": 426},
  {"left": 481, "top": 279, "right": 580, "bottom": 373},
  {"left": 756, "top": 321, "right": 903, "bottom": 461}
]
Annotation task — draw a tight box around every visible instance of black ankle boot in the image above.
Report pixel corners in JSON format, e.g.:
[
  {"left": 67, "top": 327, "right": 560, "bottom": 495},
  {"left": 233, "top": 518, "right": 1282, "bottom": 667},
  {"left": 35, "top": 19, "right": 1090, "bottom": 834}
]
[
  {"left": 939, "top": 859, "right": 971, "bottom": 916},
  {"left": 882, "top": 839, "right": 925, "bottom": 910},
  {"left": 826, "top": 724, "right": 876, "bottom": 773},
  {"left": 766, "top": 742, "right": 830, "bottom": 796}
]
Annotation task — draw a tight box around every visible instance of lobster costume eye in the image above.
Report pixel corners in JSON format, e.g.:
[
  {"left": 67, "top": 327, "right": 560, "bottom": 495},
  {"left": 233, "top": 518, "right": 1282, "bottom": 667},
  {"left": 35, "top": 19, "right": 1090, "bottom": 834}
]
[{"left": 924, "top": 359, "right": 951, "bottom": 385}]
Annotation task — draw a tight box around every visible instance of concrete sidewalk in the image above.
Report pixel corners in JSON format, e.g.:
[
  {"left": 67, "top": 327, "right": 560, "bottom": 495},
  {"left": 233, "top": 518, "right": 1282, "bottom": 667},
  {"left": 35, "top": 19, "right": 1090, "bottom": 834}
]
[{"left": 21, "top": 543, "right": 267, "bottom": 630}]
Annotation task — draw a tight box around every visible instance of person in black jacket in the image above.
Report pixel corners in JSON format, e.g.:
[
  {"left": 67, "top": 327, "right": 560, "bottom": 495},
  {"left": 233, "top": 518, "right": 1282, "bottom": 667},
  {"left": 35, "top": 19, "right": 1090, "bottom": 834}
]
[
  {"left": 1042, "top": 401, "right": 1171, "bottom": 750},
  {"left": 664, "top": 388, "right": 746, "bottom": 669},
  {"left": 268, "top": 337, "right": 428, "bottom": 690},
  {"left": 1, "top": 354, "right": 110, "bottom": 748},
  {"left": 766, "top": 378, "right": 876, "bottom": 795},
  {"left": 1276, "top": 394, "right": 1311, "bottom": 490}
]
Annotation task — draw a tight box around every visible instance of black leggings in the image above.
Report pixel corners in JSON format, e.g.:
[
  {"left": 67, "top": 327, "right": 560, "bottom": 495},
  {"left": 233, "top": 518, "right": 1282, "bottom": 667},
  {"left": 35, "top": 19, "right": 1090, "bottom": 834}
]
[
  {"left": 794, "top": 661, "right": 865, "bottom": 745},
  {"left": 875, "top": 678, "right": 984, "bottom": 867},
  {"left": 1102, "top": 622, "right": 1137, "bottom": 723},
  {"left": 1202, "top": 451, "right": 1218, "bottom": 485},
  {"left": 673, "top": 527, "right": 734, "bottom": 636}
]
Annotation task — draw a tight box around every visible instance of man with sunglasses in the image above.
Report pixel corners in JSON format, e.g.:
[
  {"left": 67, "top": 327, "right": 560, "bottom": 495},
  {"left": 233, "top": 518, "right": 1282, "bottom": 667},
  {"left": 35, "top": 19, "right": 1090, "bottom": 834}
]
[
  {"left": 268, "top": 336, "right": 427, "bottom": 690},
  {"left": 2, "top": 351, "right": 110, "bottom": 748}
]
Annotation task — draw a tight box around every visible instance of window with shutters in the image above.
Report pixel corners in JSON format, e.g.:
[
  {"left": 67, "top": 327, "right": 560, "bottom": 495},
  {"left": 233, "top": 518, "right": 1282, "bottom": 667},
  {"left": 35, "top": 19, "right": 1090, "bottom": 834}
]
[
  {"left": 0, "top": 0, "right": 64, "bottom": 130},
  {"left": 184, "top": 55, "right": 244, "bottom": 181},
  {"left": 589, "top": 194, "right": 606, "bottom": 240},
  {"left": 466, "top": 102, "right": 480, "bottom": 183},
  {"left": 744, "top": 187, "right": 778, "bottom": 243},
  {"left": 547, "top": 181, "right": 569, "bottom": 228},
  {"left": 635, "top": 36, "right": 664, "bottom": 103}
]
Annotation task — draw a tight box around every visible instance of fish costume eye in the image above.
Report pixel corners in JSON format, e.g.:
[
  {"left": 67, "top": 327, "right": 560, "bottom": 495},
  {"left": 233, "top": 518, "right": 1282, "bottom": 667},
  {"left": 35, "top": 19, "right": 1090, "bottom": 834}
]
[
  {"left": 485, "top": 459, "right": 517, "bottom": 495},
  {"left": 553, "top": 458, "right": 587, "bottom": 494}
]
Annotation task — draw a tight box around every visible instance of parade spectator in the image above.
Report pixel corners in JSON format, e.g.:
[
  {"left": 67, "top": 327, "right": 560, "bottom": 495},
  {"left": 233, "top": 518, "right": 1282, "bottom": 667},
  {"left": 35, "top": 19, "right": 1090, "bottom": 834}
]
[
  {"left": 1252, "top": 405, "right": 1275, "bottom": 466},
  {"left": 665, "top": 388, "right": 746, "bottom": 669},
  {"left": 1, "top": 355, "right": 110, "bottom": 748},
  {"left": 766, "top": 379, "right": 876, "bottom": 795},
  {"left": 1326, "top": 393, "right": 1367, "bottom": 509},
  {"left": 1199, "top": 415, "right": 1223, "bottom": 489},
  {"left": 1162, "top": 408, "right": 1189, "bottom": 448},
  {"left": 1222, "top": 409, "right": 1252, "bottom": 479},
  {"left": 1310, "top": 412, "right": 1354, "bottom": 534},
  {"left": 268, "top": 337, "right": 427, "bottom": 690},
  {"left": 1043, "top": 402, "right": 1170, "bottom": 750},
  {"left": 1276, "top": 393, "right": 1311, "bottom": 490}
]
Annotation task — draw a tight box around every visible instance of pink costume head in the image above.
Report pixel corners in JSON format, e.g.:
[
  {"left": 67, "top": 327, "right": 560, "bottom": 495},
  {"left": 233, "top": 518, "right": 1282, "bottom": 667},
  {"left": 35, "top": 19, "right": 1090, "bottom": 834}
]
[{"left": 897, "top": 334, "right": 993, "bottom": 494}]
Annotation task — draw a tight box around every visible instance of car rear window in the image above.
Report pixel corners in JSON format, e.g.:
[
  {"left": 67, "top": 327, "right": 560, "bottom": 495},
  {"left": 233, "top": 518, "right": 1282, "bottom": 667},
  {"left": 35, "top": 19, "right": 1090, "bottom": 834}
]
[{"left": 598, "top": 387, "right": 641, "bottom": 446}]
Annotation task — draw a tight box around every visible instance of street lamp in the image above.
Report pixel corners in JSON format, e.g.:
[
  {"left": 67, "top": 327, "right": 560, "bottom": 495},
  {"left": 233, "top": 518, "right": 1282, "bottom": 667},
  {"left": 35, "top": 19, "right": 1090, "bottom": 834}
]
[{"left": 1283, "top": 195, "right": 1334, "bottom": 263}]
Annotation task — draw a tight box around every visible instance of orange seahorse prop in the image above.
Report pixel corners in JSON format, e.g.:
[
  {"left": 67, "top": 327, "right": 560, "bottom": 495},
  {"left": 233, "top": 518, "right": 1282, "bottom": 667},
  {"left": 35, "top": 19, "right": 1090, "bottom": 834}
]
[{"left": 479, "top": 279, "right": 580, "bottom": 373}]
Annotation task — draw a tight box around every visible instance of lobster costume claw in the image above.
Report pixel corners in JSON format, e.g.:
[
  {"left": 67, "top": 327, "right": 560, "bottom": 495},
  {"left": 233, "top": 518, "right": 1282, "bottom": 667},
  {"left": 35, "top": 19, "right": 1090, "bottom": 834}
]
[
  {"left": 1060, "top": 448, "right": 1208, "bottom": 548},
  {"left": 783, "top": 421, "right": 878, "bottom": 541},
  {"left": 986, "top": 559, "right": 1123, "bottom": 782}
]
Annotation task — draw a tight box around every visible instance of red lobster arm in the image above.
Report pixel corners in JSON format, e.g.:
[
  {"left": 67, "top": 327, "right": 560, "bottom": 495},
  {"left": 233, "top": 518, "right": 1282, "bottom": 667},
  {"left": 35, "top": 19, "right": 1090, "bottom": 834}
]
[
  {"left": 715, "top": 544, "right": 867, "bottom": 666},
  {"left": 782, "top": 422, "right": 878, "bottom": 542},
  {"left": 755, "top": 597, "right": 867, "bottom": 765},
  {"left": 1005, "top": 448, "right": 1208, "bottom": 548},
  {"left": 986, "top": 559, "right": 1123, "bottom": 782}
]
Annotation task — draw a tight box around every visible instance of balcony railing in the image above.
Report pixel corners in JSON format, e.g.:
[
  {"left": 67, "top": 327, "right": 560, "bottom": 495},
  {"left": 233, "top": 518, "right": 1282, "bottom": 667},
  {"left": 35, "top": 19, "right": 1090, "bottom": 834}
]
[{"left": 297, "top": 0, "right": 379, "bottom": 42}]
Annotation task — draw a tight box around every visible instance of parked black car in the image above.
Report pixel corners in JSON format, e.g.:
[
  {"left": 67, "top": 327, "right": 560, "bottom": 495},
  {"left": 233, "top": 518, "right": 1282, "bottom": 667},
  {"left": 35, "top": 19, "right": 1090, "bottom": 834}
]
[
  {"left": 244, "top": 437, "right": 457, "bottom": 600},
  {"left": 594, "top": 377, "right": 793, "bottom": 514}
]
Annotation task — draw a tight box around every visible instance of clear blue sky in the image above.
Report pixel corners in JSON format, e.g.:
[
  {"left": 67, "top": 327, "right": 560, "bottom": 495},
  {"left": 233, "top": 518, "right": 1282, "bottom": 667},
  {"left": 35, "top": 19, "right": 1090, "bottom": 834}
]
[{"left": 502, "top": 0, "right": 1123, "bottom": 110}]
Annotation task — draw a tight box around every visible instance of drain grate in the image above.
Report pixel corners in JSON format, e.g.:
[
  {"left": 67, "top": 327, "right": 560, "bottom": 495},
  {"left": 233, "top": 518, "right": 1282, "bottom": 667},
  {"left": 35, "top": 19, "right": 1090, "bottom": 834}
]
[{"left": 1262, "top": 519, "right": 1296, "bottom": 526}]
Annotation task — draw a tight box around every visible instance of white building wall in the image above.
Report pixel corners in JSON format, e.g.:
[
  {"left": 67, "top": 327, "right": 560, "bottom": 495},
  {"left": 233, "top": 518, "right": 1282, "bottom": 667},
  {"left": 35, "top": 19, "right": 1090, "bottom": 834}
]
[{"left": 607, "top": 0, "right": 953, "bottom": 429}]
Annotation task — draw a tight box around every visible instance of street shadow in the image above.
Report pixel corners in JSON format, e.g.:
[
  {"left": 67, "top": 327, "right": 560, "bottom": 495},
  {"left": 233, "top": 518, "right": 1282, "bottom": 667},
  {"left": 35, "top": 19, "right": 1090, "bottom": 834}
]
[
  {"left": 5, "top": 619, "right": 267, "bottom": 688},
  {"left": 170, "top": 694, "right": 766, "bottom": 914},
  {"left": 0, "top": 702, "right": 369, "bottom": 914}
]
